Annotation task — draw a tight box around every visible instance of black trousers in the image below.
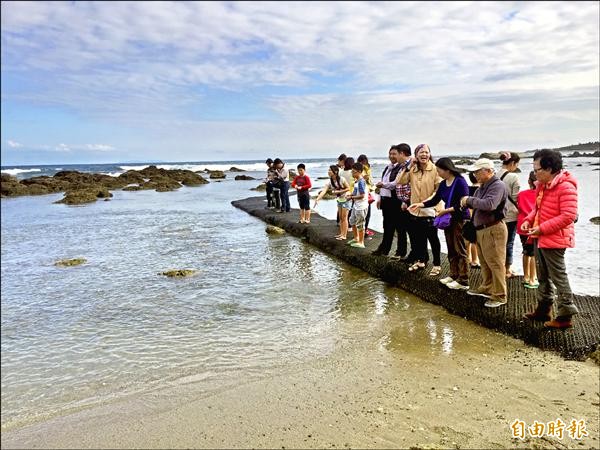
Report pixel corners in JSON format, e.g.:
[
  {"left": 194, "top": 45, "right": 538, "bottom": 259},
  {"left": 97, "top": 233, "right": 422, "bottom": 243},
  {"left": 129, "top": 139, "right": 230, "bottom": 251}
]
[
  {"left": 410, "top": 215, "right": 441, "bottom": 265},
  {"left": 377, "top": 196, "right": 407, "bottom": 255}
]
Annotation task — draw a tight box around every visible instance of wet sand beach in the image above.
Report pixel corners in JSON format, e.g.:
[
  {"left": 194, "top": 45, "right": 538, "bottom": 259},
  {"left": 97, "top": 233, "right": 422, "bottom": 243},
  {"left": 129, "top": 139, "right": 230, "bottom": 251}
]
[{"left": 2, "top": 304, "right": 598, "bottom": 449}]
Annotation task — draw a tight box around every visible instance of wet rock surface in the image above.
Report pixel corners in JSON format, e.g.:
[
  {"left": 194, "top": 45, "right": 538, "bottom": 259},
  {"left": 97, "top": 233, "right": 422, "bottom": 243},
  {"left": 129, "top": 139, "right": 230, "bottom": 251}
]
[
  {"left": 54, "top": 258, "right": 87, "bottom": 267},
  {"left": 161, "top": 269, "right": 197, "bottom": 277},
  {"left": 235, "top": 175, "right": 256, "bottom": 180},
  {"left": 1, "top": 166, "right": 209, "bottom": 203},
  {"left": 209, "top": 171, "right": 226, "bottom": 179},
  {"left": 266, "top": 225, "right": 285, "bottom": 235}
]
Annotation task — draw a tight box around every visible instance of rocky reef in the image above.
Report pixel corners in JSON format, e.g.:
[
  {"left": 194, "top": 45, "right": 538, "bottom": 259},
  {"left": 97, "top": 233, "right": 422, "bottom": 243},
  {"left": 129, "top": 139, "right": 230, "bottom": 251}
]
[
  {"left": 161, "top": 269, "right": 197, "bottom": 277},
  {"left": 1, "top": 166, "right": 209, "bottom": 205},
  {"left": 54, "top": 258, "right": 87, "bottom": 267}
]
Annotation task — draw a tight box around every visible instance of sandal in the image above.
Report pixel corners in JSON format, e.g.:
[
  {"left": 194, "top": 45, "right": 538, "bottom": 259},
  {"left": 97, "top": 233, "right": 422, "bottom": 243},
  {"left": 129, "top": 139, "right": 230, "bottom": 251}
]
[
  {"left": 429, "top": 266, "right": 441, "bottom": 277},
  {"left": 408, "top": 262, "right": 425, "bottom": 272},
  {"left": 335, "top": 236, "right": 346, "bottom": 240}
]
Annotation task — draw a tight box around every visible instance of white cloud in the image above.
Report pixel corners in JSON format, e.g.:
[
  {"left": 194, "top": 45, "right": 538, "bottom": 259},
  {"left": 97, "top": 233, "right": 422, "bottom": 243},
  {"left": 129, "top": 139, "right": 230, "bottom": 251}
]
[
  {"left": 1, "top": 1, "right": 598, "bottom": 157},
  {"left": 85, "top": 144, "right": 115, "bottom": 152},
  {"left": 55, "top": 143, "right": 70, "bottom": 152},
  {"left": 7, "top": 140, "right": 22, "bottom": 148}
]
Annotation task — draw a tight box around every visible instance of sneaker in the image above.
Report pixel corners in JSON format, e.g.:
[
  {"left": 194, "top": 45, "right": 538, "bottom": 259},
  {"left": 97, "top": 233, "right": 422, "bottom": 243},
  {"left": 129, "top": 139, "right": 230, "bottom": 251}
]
[
  {"left": 467, "top": 289, "right": 493, "bottom": 299},
  {"left": 440, "top": 277, "right": 454, "bottom": 285},
  {"left": 350, "top": 242, "right": 365, "bottom": 248},
  {"left": 484, "top": 298, "right": 507, "bottom": 308},
  {"left": 365, "top": 229, "right": 375, "bottom": 236},
  {"left": 447, "top": 280, "right": 469, "bottom": 290}
]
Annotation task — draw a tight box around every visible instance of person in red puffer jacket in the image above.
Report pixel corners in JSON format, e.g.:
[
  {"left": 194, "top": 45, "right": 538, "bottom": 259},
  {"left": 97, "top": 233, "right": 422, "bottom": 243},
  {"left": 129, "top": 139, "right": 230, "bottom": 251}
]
[{"left": 521, "top": 149, "right": 579, "bottom": 329}]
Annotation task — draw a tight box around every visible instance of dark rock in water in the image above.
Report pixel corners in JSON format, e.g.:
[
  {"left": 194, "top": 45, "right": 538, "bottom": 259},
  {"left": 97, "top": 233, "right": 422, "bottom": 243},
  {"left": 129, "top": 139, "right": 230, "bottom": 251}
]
[
  {"left": 266, "top": 225, "right": 285, "bottom": 235},
  {"left": 3, "top": 167, "right": 209, "bottom": 200},
  {"left": 141, "top": 176, "right": 182, "bottom": 192},
  {"left": 1, "top": 175, "right": 30, "bottom": 197},
  {"left": 178, "top": 172, "right": 209, "bottom": 186},
  {"left": 26, "top": 185, "right": 51, "bottom": 195},
  {"left": 55, "top": 186, "right": 113, "bottom": 205},
  {"left": 209, "top": 171, "right": 226, "bottom": 179},
  {"left": 235, "top": 175, "right": 256, "bottom": 180},
  {"left": 118, "top": 170, "right": 146, "bottom": 185},
  {"left": 229, "top": 167, "right": 245, "bottom": 172},
  {"left": 289, "top": 169, "right": 297, "bottom": 178},
  {"left": 161, "top": 269, "right": 197, "bottom": 277},
  {"left": 454, "top": 159, "right": 474, "bottom": 165},
  {"left": 591, "top": 217, "right": 600, "bottom": 225},
  {"left": 478, "top": 152, "right": 500, "bottom": 160},
  {"left": 577, "top": 164, "right": 583, "bottom": 166},
  {"left": 591, "top": 162, "right": 600, "bottom": 166},
  {"left": 55, "top": 258, "right": 86, "bottom": 267},
  {"left": 251, "top": 183, "right": 267, "bottom": 191},
  {"left": 566, "top": 150, "right": 600, "bottom": 158},
  {"left": 317, "top": 176, "right": 329, "bottom": 180}
]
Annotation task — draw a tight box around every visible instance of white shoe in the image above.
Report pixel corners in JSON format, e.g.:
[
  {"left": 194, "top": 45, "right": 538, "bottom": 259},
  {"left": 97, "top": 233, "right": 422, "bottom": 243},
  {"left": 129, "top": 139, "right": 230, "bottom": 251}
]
[
  {"left": 467, "top": 290, "right": 493, "bottom": 299},
  {"left": 440, "top": 277, "right": 454, "bottom": 285},
  {"left": 447, "top": 280, "right": 469, "bottom": 290},
  {"left": 484, "top": 299, "right": 507, "bottom": 308}
]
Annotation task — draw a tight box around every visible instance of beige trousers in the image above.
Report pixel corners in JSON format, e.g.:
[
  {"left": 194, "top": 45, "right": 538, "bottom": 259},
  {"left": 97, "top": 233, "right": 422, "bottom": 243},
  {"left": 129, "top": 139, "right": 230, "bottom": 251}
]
[{"left": 475, "top": 221, "right": 508, "bottom": 300}]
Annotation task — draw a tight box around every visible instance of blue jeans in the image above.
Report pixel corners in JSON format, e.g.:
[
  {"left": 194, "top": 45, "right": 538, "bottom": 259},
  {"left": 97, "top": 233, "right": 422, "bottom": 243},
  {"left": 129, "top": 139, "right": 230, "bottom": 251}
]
[{"left": 279, "top": 181, "right": 290, "bottom": 212}]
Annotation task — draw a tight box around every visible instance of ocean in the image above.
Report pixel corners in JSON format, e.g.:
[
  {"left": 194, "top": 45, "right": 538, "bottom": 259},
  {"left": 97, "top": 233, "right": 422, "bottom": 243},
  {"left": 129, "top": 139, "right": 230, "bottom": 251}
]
[{"left": 1, "top": 157, "right": 599, "bottom": 431}]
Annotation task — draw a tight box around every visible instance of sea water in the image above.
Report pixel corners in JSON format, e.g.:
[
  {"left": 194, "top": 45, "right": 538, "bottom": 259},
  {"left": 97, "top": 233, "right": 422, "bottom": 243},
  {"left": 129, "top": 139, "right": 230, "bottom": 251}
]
[{"left": 1, "top": 157, "right": 598, "bottom": 430}]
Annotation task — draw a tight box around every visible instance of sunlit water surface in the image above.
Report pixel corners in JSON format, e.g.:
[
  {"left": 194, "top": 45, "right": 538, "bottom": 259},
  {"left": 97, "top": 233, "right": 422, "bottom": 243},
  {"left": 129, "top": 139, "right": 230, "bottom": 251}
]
[{"left": 2, "top": 159, "right": 598, "bottom": 430}]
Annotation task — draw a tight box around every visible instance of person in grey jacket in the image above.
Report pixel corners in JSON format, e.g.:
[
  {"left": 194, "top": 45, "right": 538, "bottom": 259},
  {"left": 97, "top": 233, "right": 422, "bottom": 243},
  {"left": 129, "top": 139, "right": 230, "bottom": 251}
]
[
  {"left": 460, "top": 159, "right": 509, "bottom": 308},
  {"left": 498, "top": 151, "right": 521, "bottom": 278}
]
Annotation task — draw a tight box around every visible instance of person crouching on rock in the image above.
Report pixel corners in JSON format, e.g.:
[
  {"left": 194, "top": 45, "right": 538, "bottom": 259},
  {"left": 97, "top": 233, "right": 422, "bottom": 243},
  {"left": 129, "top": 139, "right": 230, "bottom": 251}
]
[
  {"left": 292, "top": 163, "right": 312, "bottom": 224},
  {"left": 314, "top": 165, "right": 350, "bottom": 240}
]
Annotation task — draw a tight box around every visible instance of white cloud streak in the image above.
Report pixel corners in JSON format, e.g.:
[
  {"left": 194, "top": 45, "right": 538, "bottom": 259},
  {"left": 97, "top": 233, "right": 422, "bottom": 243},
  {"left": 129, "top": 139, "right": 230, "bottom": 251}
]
[{"left": 1, "top": 1, "right": 598, "bottom": 157}]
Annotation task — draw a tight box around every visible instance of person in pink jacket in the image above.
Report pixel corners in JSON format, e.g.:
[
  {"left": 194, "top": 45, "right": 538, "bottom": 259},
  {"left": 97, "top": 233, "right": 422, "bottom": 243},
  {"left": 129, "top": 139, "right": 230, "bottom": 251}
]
[{"left": 521, "top": 149, "right": 579, "bottom": 329}]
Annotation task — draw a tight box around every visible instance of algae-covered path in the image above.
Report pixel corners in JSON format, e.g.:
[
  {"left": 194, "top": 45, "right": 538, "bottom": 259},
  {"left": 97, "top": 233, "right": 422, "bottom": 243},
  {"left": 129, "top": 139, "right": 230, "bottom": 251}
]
[{"left": 232, "top": 196, "right": 600, "bottom": 361}]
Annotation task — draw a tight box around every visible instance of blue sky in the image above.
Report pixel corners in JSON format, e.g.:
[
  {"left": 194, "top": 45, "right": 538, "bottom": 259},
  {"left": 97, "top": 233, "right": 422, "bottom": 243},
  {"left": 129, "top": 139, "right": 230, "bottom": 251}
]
[{"left": 1, "top": 1, "right": 599, "bottom": 165}]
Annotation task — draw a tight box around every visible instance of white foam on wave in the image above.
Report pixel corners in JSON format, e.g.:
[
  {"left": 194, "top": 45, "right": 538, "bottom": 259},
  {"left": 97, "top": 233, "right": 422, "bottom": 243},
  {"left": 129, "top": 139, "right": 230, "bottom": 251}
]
[
  {"left": 1, "top": 168, "right": 42, "bottom": 176},
  {"left": 120, "top": 162, "right": 325, "bottom": 173},
  {"left": 100, "top": 172, "right": 124, "bottom": 177}
]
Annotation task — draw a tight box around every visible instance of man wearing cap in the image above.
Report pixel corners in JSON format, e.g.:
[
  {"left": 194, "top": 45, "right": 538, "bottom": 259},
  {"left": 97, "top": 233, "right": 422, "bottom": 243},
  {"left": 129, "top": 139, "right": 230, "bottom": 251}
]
[{"left": 460, "top": 159, "right": 509, "bottom": 307}]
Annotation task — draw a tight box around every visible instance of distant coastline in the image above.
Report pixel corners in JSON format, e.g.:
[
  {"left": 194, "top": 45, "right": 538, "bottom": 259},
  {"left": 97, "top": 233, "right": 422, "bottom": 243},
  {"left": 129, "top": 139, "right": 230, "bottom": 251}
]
[{"left": 1, "top": 141, "right": 598, "bottom": 170}]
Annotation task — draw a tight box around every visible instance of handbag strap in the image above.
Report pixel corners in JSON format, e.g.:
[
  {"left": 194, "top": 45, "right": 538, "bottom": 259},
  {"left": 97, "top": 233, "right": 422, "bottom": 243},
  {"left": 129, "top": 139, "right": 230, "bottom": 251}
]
[
  {"left": 446, "top": 177, "right": 458, "bottom": 209},
  {"left": 500, "top": 171, "right": 518, "bottom": 207}
]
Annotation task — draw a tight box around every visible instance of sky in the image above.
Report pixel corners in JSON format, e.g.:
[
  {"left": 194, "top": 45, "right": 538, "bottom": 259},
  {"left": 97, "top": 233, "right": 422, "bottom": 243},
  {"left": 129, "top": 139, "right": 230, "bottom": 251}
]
[{"left": 1, "top": 1, "right": 599, "bottom": 165}]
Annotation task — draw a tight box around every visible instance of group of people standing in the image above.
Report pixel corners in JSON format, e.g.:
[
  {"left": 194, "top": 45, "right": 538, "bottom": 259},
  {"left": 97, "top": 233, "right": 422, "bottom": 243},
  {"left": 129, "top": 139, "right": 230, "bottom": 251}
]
[{"left": 263, "top": 146, "right": 580, "bottom": 329}]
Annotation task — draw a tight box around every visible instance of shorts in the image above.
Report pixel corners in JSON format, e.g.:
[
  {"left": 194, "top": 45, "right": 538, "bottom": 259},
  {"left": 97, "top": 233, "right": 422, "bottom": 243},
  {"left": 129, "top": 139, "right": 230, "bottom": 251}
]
[
  {"left": 337, "top": 199, "right": 352, "bottom": 210},
  {"left": 297, "top": 191, "right": 310, "bottom": 210},
  {"left": 349, "top": 208, "right": 368, "bottom": 230},
  {"left": 519, "top": 234, "right": 534, "bottom": 257}
]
